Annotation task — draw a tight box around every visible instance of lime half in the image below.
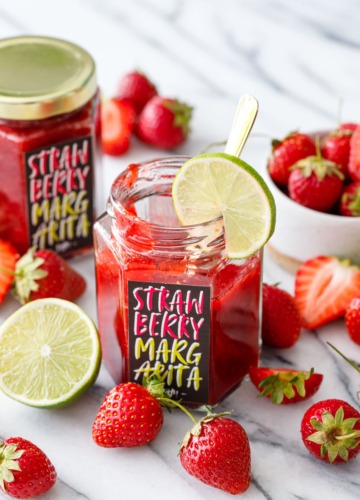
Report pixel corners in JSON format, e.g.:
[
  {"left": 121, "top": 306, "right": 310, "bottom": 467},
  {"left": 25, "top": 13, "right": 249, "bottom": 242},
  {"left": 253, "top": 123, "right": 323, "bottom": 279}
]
[
  {"left": 172, "top": 153, "right": 276, "bottom": 259},
  {"left": 0, "top": 298, "right": 101, "bottom": 408}
]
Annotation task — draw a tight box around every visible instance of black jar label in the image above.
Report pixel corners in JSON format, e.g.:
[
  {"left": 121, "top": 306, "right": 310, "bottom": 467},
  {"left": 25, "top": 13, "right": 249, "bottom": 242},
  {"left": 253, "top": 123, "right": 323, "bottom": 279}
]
[
  {"left": 24, "top": 136, "right": 94, "bottom": 255},
  {"left": 128, "top": 280, "right": 211, "bottom": 404}
]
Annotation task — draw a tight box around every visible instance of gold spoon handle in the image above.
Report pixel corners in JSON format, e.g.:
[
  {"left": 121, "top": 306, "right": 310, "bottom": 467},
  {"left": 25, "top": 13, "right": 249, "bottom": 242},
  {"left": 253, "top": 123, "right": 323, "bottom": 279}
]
[{"left": 224, "top": 94, "right": 259, "bottom": 158}]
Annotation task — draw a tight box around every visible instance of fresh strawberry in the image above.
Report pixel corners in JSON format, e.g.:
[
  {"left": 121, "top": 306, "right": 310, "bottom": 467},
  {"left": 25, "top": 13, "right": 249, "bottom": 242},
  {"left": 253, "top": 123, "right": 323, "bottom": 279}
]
[
  {"left": 267, "top": 132, "right": 316, "bottom": 186},
  {"left": 348, "top": 125, "right": 360, "bottom": 182},
  {"left": 339, "top": 181, "right": 360, "bottom": 216},
  {"left": 321, "top": 129, "right": 352, "bottom": 178},
  {"left": 340, "top": 122, "right": 358, "bottom": 132},
  {"left": 294, "top": 256, "right": 360, "bottom": 329},
  {"left": 101, "top": 98, "right": 136, "bottom": 156},
  {"left": 180, "top": 414, "right": 251, "bottom": 494},
  {"left": 288, "top": 150, "right": 344, "bottom": 212},
  {"left": 345, "top": 297, "right": 360, "bottom": 345},
  {"left": 0, "top": 240, "right": 19, "bottom": 304},
  {"left": 301, "top": 399, "right": 360, "bottom": 463},
  {"left": 136, "top": 96, "right": 192, "bottom": 150},
  {"left": 261, "top": 284, "right": 301, "bottom": 348},
  {"left": 249, "top": 367, "right": 323, "bottom": 404},
  {"left": 92, "top": 381, "right": 164, "bottom": 447},
  {"left": 116, "top": 70, "right": 157, "bottom": 114},
  {"left": 12, "top": 247, "right": 86, "bottom": 304},
  {"left": 0, "top": 437, "right": 56, "bottom": 498}
]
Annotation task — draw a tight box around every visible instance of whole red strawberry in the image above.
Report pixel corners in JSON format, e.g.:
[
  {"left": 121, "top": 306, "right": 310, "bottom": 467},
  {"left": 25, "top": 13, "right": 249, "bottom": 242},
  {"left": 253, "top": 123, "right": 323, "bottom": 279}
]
[
  {"left": 268, "top": 132, "right": 316, "bottom": 186},
  {"left": 136, "top": 96, "right": 192, "bottom": 149},
  {"left": 345, "top": 297, "right": 360, "bottom": 345},
  {"left": 92, "top": 381, "right": 163, "bottom": 447},
  {"left": 116, "top": 70, "right": 157, "bottom": 114},
  {"left": 249, "top": 367, "right": 323, "bottom": 404},
  {"left": 101, "top": 98, "right": 136, "bottom": 156},
  {"left": 0, "top": 437, "right": 56, "bottom": 498},
  {"left": 339, "top": 181, "right": 360, "bottom": 216},
  {"left": 262, "top": 284, "right": 301, "bottom": 348},
  {"left": 288, "top": 153, "right": 343, "bottom": 212},
  {"left": 340, "top": 122, "right": 358, "bottom": 132},
  {"left": 12, "top": 247, "right": 86, "bottom": 304},
  {"left": 180, "top": 414, "right": 251, "bottom": 494},
  {"left": 0, "top": 240, "right": 19, "bottom": 304},
  {"left": 321, "top": 129, "right": 352, "bottom": 178},
  {"left": 348, "top": 126, "right": 360, "bottom": 182},
  {"left": 301, "top": 399, "right": 360, "bottom": 463},
  {"left": 295, "top": 256, "right": 360, "bottom": 329}
]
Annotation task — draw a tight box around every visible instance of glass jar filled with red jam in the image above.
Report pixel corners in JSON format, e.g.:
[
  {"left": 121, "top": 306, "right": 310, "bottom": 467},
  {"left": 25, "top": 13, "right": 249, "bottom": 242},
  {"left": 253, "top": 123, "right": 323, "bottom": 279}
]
[
  {"left": 94, "top": 157, "right": 261, "bottom": 406},
  {"left": 0, "top": 36, "right": 101, "bottom": 256}
]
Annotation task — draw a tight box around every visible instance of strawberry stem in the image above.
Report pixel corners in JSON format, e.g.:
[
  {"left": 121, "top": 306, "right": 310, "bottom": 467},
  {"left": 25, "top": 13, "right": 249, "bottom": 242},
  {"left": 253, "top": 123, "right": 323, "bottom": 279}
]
[
  {"left": 327, "top": 343, "right": 360, "bottom": 374},
  {"left": 158, "top": 397, "right": 198, "bottom": 424}
]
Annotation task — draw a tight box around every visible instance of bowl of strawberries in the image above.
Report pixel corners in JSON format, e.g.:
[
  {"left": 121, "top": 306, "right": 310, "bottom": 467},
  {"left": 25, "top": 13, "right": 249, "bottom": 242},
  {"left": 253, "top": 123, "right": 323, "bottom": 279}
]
[{"left": 263, "top": 123, "right": 360, "bottom": 273}]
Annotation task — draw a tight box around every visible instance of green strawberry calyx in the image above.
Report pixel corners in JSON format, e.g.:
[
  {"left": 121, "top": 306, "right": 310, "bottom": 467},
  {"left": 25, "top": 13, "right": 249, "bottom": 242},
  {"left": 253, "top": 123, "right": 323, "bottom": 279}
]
[
  {"left": 292, "top": 137, "right": 344, "bottom": 181},
  {"left": 0, "top": 442, "right": 24, "bottom": 491},
  {"left": 258, "top": 368, "right": 314, "bottom": 404},
  {"left": 307, "top": 406, "right": 360, "bottom": 462},
  {"left": 343, "top": 185, "right": 360, "bottom": 216},
  {"left": 180, "top": 409, "right": 232, "bottom": 449},
  {"left": 12, "top": 247, "right": 47, "bottom": 304},
  {"left": 163, "top": 99, "right": 193, "bottom": 137}
]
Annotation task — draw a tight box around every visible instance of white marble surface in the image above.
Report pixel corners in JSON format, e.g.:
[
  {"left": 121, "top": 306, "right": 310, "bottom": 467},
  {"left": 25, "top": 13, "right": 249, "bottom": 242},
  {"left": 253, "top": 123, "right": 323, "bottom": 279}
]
[{"left": 1, "top": 0, "right": 360, "bottom": 498}]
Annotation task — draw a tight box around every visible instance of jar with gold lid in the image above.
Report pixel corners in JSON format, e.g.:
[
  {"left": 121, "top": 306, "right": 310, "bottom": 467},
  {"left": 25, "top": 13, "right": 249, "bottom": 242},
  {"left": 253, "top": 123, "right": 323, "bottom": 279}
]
[{"left": 0, "top": 36, "right": 101, "bottom": 257}]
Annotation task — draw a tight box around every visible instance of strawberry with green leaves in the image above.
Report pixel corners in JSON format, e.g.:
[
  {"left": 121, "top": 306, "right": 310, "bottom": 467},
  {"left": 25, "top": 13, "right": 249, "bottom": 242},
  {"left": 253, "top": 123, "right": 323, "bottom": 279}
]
[
  {"left": 295, "top": 256, "right": 360, "bottom": 329},
  {"left": 267, "top": 132, "right": 316, "bottom": 186},
  {"left": 136, "top": 96, "right": 192, "bottom": 150},
  {"left": 12, "top": 247, "right": 86, "bottom": 304},
  {"left": 0, "top": 437, "right": 56, "bottom": 498},
  {"left": 0, "top": 240, "right": 19, "bottom": 304},
  {"left": 179, "top": 412, "right": 251, "bottom": 494},
  {"left": 249, "top": 367, "right": 323, "bottom": 404},
  {"left": 301, "top": 399, "right": 360, "bottom": 463},
  {"left": 92, "top": 380, "right": 165, "bottom": 448},
  {"left": 262, "top": 284, "right": 301, "bottom": 348},
  {"left": 288, "top": 150, "right": 344, "bottom": 212}
]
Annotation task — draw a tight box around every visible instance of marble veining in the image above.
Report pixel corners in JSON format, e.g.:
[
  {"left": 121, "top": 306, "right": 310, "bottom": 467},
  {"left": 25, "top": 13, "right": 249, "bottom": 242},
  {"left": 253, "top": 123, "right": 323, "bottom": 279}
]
[{"left": 0, "top": 1, "right": 360, "bottom": 498}]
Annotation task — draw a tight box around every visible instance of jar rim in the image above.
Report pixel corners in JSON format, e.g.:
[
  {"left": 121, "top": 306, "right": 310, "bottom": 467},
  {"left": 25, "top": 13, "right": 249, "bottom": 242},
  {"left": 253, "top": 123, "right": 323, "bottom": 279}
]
[
  {"left": 109, "top": 156, "right": 223, "bottom": 231},
  {"left": 0, "top": 36, "right": 97, "bottom": 120},
  {"left": 108, "top": 156, "right": 225, "bottom": 255}
]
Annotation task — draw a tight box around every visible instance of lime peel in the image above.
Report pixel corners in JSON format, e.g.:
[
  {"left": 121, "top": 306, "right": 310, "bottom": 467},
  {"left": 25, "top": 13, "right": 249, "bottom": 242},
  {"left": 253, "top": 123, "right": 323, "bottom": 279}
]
[{"left": 172, "top": 152, "right": 276, "bottom": 259}]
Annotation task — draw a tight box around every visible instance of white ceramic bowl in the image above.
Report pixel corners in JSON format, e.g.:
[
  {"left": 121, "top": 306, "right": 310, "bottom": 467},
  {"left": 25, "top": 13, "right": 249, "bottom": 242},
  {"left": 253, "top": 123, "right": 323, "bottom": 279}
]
[{"left": 261, "top": 139, "right": 360, "bottom": 274}]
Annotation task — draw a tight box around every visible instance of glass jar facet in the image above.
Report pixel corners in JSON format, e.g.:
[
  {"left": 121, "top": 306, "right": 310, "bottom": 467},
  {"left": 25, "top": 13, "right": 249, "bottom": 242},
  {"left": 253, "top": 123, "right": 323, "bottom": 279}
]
[{"left": 94, "top": 157, "right": 262, "bottom": 405}]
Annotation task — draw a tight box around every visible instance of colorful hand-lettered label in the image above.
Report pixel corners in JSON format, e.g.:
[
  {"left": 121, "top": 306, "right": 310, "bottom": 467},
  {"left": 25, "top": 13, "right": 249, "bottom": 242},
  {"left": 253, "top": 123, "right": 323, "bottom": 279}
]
[
  {"left": 24, "top": 136, "right": 94, "bottom": 254},
  {"left": 128, "top": 281, "right": 211, "bottom": 403}
]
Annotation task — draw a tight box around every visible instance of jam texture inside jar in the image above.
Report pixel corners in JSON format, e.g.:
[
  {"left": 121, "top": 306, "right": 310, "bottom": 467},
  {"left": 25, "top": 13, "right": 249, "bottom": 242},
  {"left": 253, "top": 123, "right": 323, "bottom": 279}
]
[
  {"left": 94, "top": 157, "right": 261, "bottom": 406},
  {"left": 0, "top": 36, "right": 101, "bottom": 256}
]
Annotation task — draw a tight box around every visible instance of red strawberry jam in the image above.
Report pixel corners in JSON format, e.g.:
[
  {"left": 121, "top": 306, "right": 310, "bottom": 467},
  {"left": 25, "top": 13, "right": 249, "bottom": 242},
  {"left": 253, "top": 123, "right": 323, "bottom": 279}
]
[{"left": 94, "top": 158, "right": 261, "bottom": 406}]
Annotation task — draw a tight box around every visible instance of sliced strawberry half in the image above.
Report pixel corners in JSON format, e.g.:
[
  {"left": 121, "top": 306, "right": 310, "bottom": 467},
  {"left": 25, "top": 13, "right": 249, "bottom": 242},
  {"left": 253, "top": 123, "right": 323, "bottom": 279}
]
[
  {"left": 295, "top": 256, "right": 360, "bottom": 329},
  {"left": 249, "top": 366, "right": 323, "bottom": 404},
  {"left": 101, "top": 98, "right": 136, "bottom": 156},
  {"left": 0, "top": 240, "right": 20, "bottom": 303}
]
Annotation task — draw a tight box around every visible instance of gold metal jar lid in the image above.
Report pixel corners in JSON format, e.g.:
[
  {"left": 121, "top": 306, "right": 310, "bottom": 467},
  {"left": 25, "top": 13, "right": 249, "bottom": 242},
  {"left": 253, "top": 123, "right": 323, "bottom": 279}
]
[{"left": 0, "top": 36, "right": 97, "bottom": 121}]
